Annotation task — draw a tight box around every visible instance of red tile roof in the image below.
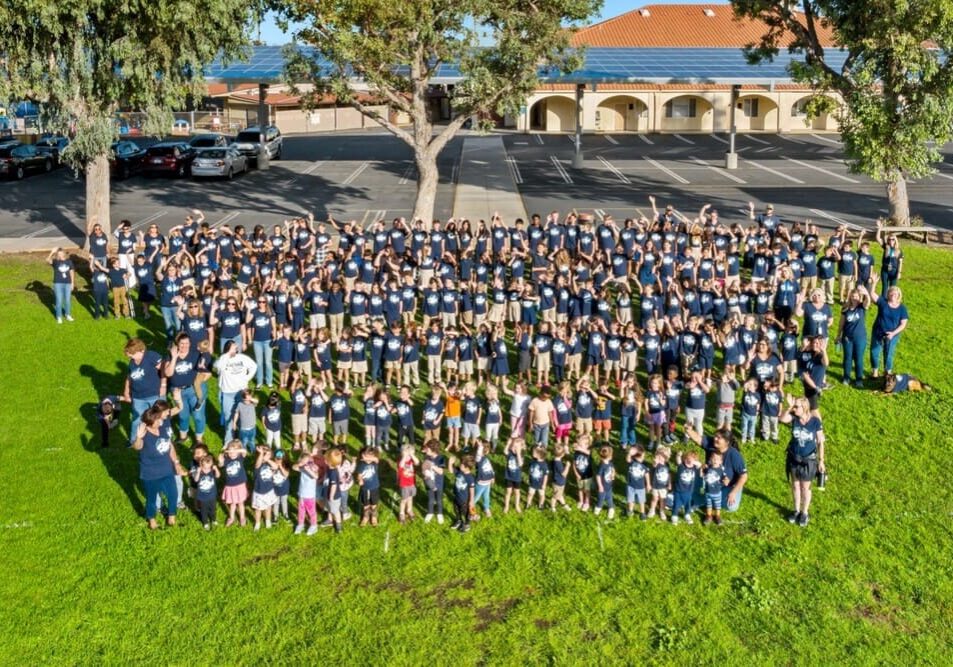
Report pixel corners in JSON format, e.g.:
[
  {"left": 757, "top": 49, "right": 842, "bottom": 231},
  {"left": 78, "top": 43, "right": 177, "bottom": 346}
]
[{"left": 572, "top": 4, "right": 837, "bottom": 48}]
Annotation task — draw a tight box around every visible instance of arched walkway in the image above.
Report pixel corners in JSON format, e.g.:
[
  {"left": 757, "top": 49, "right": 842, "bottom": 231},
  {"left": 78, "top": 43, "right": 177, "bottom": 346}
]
[
  {"left": 529, "top": 96, "right": 577, "bottom": 132},
  {"left": 791, "top": 96, "right": 836, "bottom": 131},
  {"left": 596, "top": 95, "right": 648, "bottom": 132},
  {"left": 659, "top": 95, "right": 713, "bottom": 132},
  {"left": 736, "top": 94, "right": 778, "bottom": 132}
]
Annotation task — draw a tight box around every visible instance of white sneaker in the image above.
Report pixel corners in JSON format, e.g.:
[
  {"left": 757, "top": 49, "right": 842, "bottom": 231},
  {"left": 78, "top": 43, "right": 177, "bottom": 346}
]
[
  {"left": 424, "top": 513, "right": 434, "bottom": 524},
  {"left": 203, "top": 523, "right": 210, "bottom": 531},
  {"left": 563, "top": 504, "right": 572, "bottom": 512},
  {"left": 436, "top": 514, "right": 444, "bottom": 525},
  {"left": 607, "top": 508, "right": 615, "bottom": 520},
  {"left": 306, "top": 525, "right": 318, "bottom": 536},
  {"left": 685, "top": 514, "right": 694, "bottom": 525},
  {"left": 65, "top": 315, "right": 74, "bottom": 322},
  {"left": 647, "top": 509, "right": 656, "bottom": 518},
  {"left": 265, "top": 519, "right": 272, "bottom": 529},
  {"left": 671, "top": 515, "right": 680, "bottom": 525},
  {"left": 254, "top": 523, "right": 261, "bottom": 532},
  {"left": 593, "top": 507, "right": 602, "bottom": 516},
  {"left": 56, "top": 317, "right": 62, "bottom": 324},
  {"left": 294, "top": 525, "right": 304, "bottom": 535}
]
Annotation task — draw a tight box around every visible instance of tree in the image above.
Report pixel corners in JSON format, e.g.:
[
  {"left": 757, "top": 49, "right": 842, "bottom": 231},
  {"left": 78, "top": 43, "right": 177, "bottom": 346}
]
[
  {"left": 0, "top": 1, "right": 253, "bottom": 238},
  {"left": 274, "top": 0, "right": 600, "bottom": 225},
  {"left": 733, "top": 0, "right": 953, "bottom": 225}
]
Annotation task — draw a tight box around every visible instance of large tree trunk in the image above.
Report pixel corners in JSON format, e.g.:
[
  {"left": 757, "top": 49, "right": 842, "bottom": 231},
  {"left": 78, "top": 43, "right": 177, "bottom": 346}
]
[
  {"left": 886, "top": 175, "right": 910, "bottom": 226},
  {"left": 86, "top": 152, "right": 112, "bottom": 241},
  {"left": 412, "top": 151, "right": 439, "bottom": 225}
]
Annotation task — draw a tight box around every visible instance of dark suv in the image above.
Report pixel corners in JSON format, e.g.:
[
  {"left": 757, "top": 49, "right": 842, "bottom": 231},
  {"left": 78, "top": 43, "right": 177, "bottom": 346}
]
[
  {"left": 233, "top": 126, "right": 282, "bottom": 164},
  {"left": 143, "top": 142, "right": 196, "bottom": 177},
  {"left": 0, "top": 142, "right": 53, "bottom": 179}
]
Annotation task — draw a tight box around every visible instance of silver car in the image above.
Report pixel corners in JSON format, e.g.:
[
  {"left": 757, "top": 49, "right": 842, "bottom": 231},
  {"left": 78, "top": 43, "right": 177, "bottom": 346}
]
[{"left": 191, "top": 145, "right": 248, "bottom": 179}]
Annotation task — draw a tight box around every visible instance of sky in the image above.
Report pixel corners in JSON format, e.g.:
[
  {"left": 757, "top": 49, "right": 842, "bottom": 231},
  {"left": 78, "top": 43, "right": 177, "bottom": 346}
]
[{"left": 257, "top": 0, "right": 730, "bottom": 45}]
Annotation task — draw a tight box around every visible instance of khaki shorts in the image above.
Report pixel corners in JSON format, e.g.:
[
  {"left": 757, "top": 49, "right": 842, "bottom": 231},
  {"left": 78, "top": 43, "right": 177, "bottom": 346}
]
[
  {"left": 536, "top": 352, "right": 551, "bottom": 373},
  {"left": 458, "top": 360, "right": 473, "bottom": 376},
  {"left": 292, "top": 413, "right": 307, "bottom": 435},
  {"left": 352, "top": 360, "right": 368, "bottom": 374},
  {"left": 385, "top": 360, "right": 401, "bottom": 370},
  {"left": 576, "top": 417, "right": 593, "bottom": 435}
]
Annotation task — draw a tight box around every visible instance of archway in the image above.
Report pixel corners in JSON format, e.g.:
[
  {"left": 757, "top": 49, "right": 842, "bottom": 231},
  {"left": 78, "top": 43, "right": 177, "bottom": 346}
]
[
  {"left": 791, "top": 96, "right": 836, "bottom": 131},
  {"left": 528, "top": 96, "right": 577, "bottom": 132},
  {"left": 596, "top": 95, "right": 648, "bottom": 132},
  {"left": 736, "top": 94, "right": 778, "bottom": 132}
]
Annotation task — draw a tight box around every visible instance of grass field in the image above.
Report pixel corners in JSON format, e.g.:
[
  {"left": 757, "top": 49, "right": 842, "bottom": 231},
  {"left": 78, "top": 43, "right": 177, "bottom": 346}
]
[{"left": 1, "top": 246, "right": 952, "bottom": 665}]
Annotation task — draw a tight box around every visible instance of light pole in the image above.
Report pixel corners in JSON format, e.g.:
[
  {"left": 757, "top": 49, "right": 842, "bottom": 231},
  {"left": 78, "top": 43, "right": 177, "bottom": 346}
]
[
  {"left": 257, "top": 83, "right": 270, "bottom": 171},
  {"left": 725, "top": 83, "right": 740, "bottom": 170},
  {"left": 572, "top": 83, "right": 585, "bottom": 169}
]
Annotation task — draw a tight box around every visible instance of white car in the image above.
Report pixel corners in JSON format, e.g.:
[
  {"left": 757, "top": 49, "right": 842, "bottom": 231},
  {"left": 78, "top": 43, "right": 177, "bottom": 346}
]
[{"left": 191, "top": 145, "right": 248, "bottom": 180}]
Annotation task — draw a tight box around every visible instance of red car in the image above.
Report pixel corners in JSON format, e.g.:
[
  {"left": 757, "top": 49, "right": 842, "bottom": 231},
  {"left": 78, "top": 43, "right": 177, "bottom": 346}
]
[{"left": 143, "top": 142, "right": 197, "bottom": 178}]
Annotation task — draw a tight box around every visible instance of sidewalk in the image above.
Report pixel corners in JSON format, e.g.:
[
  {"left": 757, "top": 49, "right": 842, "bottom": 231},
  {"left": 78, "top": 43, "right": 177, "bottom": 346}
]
[
  {"left": 452, "top": 135, "right": 527, "bottom": 224},
  {"left": 0, "top": 235, "right": 76, "bottom": 254}
]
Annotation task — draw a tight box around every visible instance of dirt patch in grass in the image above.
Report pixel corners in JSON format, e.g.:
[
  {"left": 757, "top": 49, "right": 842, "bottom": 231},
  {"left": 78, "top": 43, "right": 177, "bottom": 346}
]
[
  {"left": 242, "top": 545, "right": 291, "bottom": 566},
  {"left": 474, "top": 597, "right": 520, "bottom": 632},
  {"left": 534, "top": 618, "right": 555, "bottom": 630}
]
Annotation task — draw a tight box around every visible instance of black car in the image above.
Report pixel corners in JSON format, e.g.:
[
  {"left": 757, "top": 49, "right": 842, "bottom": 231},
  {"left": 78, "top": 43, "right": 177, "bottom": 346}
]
[
  {"left": 189, "top": 133, "right": 229, "bottom": 149},
  {"left": 0, "top": 142, "right": 53, "bottom": 180},
  {"left": 35, "top": 135, "right": 70, "bottom": 166},
  {"left": 143, "top": 142, "right": 196, "bottom": 177},
  {"left": 110, "top": 140, "right": 147, "bottom": 180}
]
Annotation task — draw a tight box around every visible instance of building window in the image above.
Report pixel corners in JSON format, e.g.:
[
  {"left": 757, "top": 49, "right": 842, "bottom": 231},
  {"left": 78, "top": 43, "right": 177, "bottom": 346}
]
[
  {"left": 792, "top": 99, "right": 810, "bottom": 117},
  {"left": 742, "top": 98, "right": 760, "bottom": 118},
  {"left": 665, "top": 98, "right": 697, "bottom": 118}
]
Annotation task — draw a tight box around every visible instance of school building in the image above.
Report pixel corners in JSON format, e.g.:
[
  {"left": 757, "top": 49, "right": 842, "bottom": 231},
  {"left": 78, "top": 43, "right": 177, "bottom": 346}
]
[{"left": 515, "top": 4, "right": 843, "bottom": 135}]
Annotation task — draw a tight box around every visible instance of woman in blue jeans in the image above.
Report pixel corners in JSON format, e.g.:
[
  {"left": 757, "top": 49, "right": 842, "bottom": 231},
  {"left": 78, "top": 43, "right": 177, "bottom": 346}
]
[
  {"left": 47, "top": 248, "right": 74, "bottom": 323},
  {"left": 868, "top": 279, "right": 909, "bottom": 378},
  {"left": 122, "top": 338, "right": 165, "bottom": 446},
  {"left": 836, "top": 286, "right": 871, "bottom": 387},
  {"left": 132, "top": 397, "right": 186, "bottom": 530},
  {"left": 246, "top": 295, "right": 276, "bottom": 388}
]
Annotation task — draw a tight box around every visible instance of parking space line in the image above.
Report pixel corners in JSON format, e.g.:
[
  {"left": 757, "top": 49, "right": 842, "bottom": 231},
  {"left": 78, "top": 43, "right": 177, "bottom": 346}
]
[
  {"left": 745, "top": 135, "right": 771, "bottom": 145},
  {"left": 594, "top": 208, "right": 607, "bottom": 220},
  {"left": 710, "top": 134, "right": 729, "bottom": 145},
  {"left": 283, "top": 161, "right": 324, "bottom": 186},
  {"left": 534, "top": 134, "right": 544, "bottom": 145},
  {"left": 689, "top": 156, "right": 746, "bottom": 184},
  {"left": 597, "top": 156, "right": 631, "bottom": 184},
  {"left": 755, "top": 146, "right": 778, "bottom": 153},
  {"left": 673, "top": 134, "right": 695, "bottom": 145},
  {"left": 809, "top": 208, "right": 864, "bottom": 230},
  {"left": 398, "top": 161, "right": 415, "bottom": 185},
  {"left": 781, "top": 157, "right": 859, "bottom": 183},
  {"left": 778, "top": 135, "right": 805, "bottom": 144},
  {"left": 342, "top": 161, "right": 370, "bottom": 185},
  {"left": 129, "top": 210, "right": 167, "bottom": 231},
  {"left": 212, "top": 212, "right": 240, "bottom": 228},
  {"left": 21, "top": 224, "right": 59, "bottom": 239},
  {"left": 811, "top": 133, "right": 841, "bottom": 145},
  {"left": 549, "top": 155, "right": 573, "bottom": 184},
  {"left": 644, "top": 157, "right": 689, "bottom": 184},
  {"left": 744, "top": 159, "right": 805, "bottom": 184},
  {"left": 505, "top": 156, "right": 523, "bottom": 184},
  {"left": 637, "top": 134, "right": 654, "bottom": 145},
  {"left": 604, "top": 135, "right": 619, "bottom": 145}
]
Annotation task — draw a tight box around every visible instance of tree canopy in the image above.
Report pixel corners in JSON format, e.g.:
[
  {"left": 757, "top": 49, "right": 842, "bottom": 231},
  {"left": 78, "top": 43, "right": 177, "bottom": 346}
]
[
  {"left": 274, "top": 0, "right": 601, "bottom": 223},
  {"left": 0, "top": 0, "right": 253, "bottom": 235},
  {"left": 733, "top": 0, "right": 953, "bottom": 224}
]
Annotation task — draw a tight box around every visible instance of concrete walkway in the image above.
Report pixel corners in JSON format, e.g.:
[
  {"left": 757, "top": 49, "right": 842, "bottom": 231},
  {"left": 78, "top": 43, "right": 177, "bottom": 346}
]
[
  {"left": 0, "top": 235, "right": 75, "bottom": 254},
  {"left": 452, "top": 135, "right": 527, "bottom": 224}
]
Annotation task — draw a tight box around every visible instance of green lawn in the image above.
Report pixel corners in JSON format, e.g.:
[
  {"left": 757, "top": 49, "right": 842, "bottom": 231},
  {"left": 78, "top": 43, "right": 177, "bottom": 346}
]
[{"left": 1, "top": 246, "right": 952, "bottom": 664}]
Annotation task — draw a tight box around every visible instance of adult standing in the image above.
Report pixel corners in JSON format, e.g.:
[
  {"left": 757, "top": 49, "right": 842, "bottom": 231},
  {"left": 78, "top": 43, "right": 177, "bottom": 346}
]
[
  {"left": 47, "top": 248, "right": 75, "bottom": 323},
  {"left": 156, "top": 260, "right": 184, "bottom": 343},
  {"left": 836, "top": 287, "right": 871, "bottom": 387},
  {"left": 246, "top": 295, "right": 276, "bottom": 388},
  {"left": 214, "top": 341, "right": 257, "bottom": 442},
  {"left": 779, "top": 396, "right": 825, "bottom": 528},
  {"left": 132, "top": 397, "right": 187, "bottom": 529},
  {"left": 122, "top": 338, "right": 165, "bottom": 446},
  {"left": 686, "top": 426, "right": 747, "bottom": 512},
  {"left": 164, "top": 333, "right": 207, "bottom": 445},
  {"left": 876, "top": 221, "right": 903, "bottom": 296},
  {"left": 868, "top": 277, "right": 909, "bottom": 378},
  {"left": 799, "top": 336, "right": 829, "bottom": 411}
]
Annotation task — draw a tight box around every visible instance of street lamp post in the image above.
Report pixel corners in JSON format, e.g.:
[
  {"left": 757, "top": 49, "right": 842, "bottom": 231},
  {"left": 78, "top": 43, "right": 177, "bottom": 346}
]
[
  {"left": 572, "top": 83, "right": 584, "bottom": 169},
  {"left": 257, "top": 83, "right": 270, "bottom": 171},
  {"left": 725, "top": 83, "right": 740, "bottom": 170}
]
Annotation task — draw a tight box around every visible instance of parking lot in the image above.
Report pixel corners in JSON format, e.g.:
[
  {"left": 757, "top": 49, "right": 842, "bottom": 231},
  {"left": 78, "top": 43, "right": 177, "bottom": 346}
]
[{"left": 2, "top": 128, "right": 953, "bottom": 243}]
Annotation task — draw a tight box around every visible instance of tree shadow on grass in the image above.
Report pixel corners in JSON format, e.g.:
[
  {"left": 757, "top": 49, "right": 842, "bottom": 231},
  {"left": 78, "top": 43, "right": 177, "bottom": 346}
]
[
  {"left": 79, "top": 361, "right": 146, "bottom": 515},
  {"left": 743, "top": 484, "right": 790, "bottom": 518}
]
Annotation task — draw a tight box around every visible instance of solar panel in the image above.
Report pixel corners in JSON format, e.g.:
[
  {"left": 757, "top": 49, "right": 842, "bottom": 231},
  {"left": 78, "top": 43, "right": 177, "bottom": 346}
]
[{"left": 204, "top": 44, "right": 849, "bottom": 84}]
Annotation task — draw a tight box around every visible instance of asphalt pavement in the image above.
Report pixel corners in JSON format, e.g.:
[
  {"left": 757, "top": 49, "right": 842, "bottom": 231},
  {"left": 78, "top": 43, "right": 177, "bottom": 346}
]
[{"left": 2, "top": 129, "right": 952, "bottom": 250}]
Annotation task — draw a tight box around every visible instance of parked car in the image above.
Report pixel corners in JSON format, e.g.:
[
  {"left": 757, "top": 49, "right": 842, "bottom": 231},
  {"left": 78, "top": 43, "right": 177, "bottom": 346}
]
[
  {"left": 35, "top": 135, "right": 70, "bottom": 166},
  {"left": 189, "top": 133, "right": 229, "bottom": 149},
  {"left": 110, "top": 140, "right": 147, "bottom": 180},
  {"left": 143, "top": 141, "right": 196, "bottom": 177},
  {"left": 233, "top": 125, "right": 282, "bottom": 164},
  {"left": 0, "top": 142, "right": 53, "bottom": 179},
  {"left": 172, "top": 119, "right": 191, "bottom": 134},
  {"left": 191, "top": 145, "right": 248, "bottom": 180}
]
